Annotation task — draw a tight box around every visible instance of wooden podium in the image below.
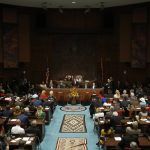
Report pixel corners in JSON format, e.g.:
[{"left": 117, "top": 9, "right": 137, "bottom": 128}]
[{"left": 45, "top": 88, "right": 103, "bottom": 103}]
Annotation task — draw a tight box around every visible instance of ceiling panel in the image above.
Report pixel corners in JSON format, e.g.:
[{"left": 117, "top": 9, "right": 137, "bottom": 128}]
[{"left": 0, "top": 0, "right": 150, "bottom": 8}]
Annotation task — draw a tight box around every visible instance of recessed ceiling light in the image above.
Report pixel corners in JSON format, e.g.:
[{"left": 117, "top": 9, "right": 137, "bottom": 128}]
[{"left": 72, "top": 1, "right": 76, "bottom": 4}]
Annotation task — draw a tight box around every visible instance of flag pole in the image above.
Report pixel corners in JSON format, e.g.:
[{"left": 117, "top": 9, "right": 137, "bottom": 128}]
[
  {"left": 101, "top": 57, "right": 104, "bottom": 84},
  {"left": 45, "top": 57, "right": 49, "bottom": 86}
]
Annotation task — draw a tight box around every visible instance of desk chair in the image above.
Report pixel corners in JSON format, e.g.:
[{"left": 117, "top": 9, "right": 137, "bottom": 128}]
[
  {"left": 93, "top": 112, "right": 104, "bottom": 133},
  {"left": 10, "top": 134, "right": 40, "bottom": 150},
  {"left": 114, "top": 124, "right": 124, "bottom": 134}
]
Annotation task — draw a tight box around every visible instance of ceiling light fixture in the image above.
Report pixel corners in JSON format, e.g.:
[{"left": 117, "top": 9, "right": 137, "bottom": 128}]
[
  {"left": 41, "top": 2, "right": 48, "bottom": 10},
  {"left": 100, "top": 2, "right": 104, "bottom": 10},
  {"left": 58, "top": 6, "right": 63, "bottom": 14},
  {"left": 72, "top": 1, "right": 76, "bottom": 4},
  {"left": 84, "top": 6, "right": 91, "bottom": 14}
]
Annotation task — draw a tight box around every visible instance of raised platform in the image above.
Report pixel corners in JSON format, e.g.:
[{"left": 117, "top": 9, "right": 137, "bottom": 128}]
[{"left": 46, "top": 88, "right": 103, "bottom": 104}]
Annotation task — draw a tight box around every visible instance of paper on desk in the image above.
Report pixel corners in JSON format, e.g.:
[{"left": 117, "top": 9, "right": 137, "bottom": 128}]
[
  {"left": 140, "top": 118, "right": 147, "bottom": 121},
  {"left": 99, "top": 107, "right": 104, "bottom": 109},
  {"left": 114, "top": 137, "right": 122, "bottom": 141},
  {"left": 136, "top": 108, "right": 141, "bottom": 109},
  {"left": 22, "top": 137, "right": 30, "bottom": 141},
  {"left": 127, "top": 121, "right": 132, "bottom": 124},
  {"left": 11, "top": 119, "right": 17, "bottom": 121},
  {"left": 10, "top": 140, "right": 16, "bottom": 143},
  {"left": 26, "top": 141, "right": 31, "bottom": 144},
  {"left": 103, "top": 103, "right": 111, "bottom": 106},
  {"left": 15, "top": 138, "right": 21, "bottom": 141},
  {"left": 100, "top": 120, "right": 104, "bottom": 123},
  {"left": 30, "top": 137, "right": 34, "bottom": 141}
]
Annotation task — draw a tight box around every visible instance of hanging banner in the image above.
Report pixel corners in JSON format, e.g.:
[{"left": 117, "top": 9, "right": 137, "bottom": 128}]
[
  {"left": 3, "top": 23, "right": 18, "bottom": 68},
  {"left": 131, "top": 23, "right": 147, "bottom": 68},
  {"left": 131, "top": 8, "right": 147, "bottom": 68}
]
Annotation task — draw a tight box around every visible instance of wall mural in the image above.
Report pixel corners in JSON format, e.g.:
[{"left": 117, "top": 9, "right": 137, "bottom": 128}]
[
  {"left": 3, "top": 23, "right": 18, "bottom": 68},
  {"left": 52, "top": 35, "right": 97, "bottom": 80},
  {"left": 131, "top": 8, "right": 147, "bottom": 68},
  {"left": 131, "top": 23, "right": 147, "bottom": 68}
]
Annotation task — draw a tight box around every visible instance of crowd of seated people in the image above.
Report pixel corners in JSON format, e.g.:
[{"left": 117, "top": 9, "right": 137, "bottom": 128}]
[
  {"left": 1, "top": 78, "right": 150, "bottom": 149},
  {"left": 0, "top": 80, "right": 57, "bottom": 150},
  {"left": 89, "top": 84, "right": 150, "bottom": 150}
]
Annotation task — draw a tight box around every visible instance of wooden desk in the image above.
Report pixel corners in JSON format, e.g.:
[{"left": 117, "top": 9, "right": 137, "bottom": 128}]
[
  {"left": 138, "top": 119, "right": 150, "bottom": 125},
  {"left": 46, "top": 88, "right": 103, "bottom": 103},
  {"left": 139, "top": 137, "right": 150, "bottom": 149},
  {"left": 30, "top": 119, "right": 45, "bottom": 141},
  {"left": 105, "top": 136, "right": 150, "bottom": 150},
  {"left": 9, "top": 136, "right": 36, "bottom": 150},
  {"left": 105, "top": 136, "right": 120, "bottom": 150},
  {"left": 8, "top": 118, "right": 45, "bottom": 141}
]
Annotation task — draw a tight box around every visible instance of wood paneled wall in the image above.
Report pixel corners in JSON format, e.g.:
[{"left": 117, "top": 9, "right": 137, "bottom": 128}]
[{"left": 0, "top": 4, "right": 150, "bottom": 83}]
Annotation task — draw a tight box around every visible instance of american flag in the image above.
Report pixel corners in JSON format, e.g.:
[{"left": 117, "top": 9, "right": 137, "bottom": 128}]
[{"left": 45, "top": 67, "right": 49, "bottom": 85}]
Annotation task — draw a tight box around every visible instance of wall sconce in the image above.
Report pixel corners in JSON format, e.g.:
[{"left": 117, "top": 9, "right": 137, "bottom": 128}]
[
  {"left": 84, "top": 6, "right": 91, "bottom": 14},
  {"left": 59, "top": 6, "right": 63, "bottom": 14}
]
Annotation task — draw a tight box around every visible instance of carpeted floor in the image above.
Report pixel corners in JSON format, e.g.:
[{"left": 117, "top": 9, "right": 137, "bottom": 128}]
[
  {"left": 56, "top": 137, "right": 87, "bottom": 150},
  {"left": 40, "top": 105, "right": 100, "bottom": 150},
  {"left": 60, "top": 105, "right": 86, "bottom": 112},
  {"left": 60, "top": 114, "right": 87, "bottom": 133}
]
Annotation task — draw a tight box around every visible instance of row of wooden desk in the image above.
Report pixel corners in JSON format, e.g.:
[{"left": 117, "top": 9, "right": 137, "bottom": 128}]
[
  {"left": 0, "top": 117, "right": 45, "bottom": 150},
  {"left": 0, "top": 106, "right": 52, "bottom": 150},
  {"left": 105, "top": 135, "right": 150, "bottom": 150},
  {"left": 9, "top": 135, "right": 36, "bottom": 150},
  {"left": 46, "top": 88, "right": 103, "bottom": 103}
]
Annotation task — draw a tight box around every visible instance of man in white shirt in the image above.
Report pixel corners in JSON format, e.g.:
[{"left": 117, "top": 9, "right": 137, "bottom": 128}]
[{"left": 11, "top": 119, "right": 25, "bottom": 134}]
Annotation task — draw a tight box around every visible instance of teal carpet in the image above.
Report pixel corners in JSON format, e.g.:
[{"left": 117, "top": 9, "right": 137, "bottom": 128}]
[{"left": 40, "top": 105, "right": 100, "bottom": 150}]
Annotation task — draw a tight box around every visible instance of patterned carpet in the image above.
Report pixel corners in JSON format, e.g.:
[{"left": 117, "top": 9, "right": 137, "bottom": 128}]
[
  {"left": 60, "top": 114, "right": 87, "bottom": 133},
  {"left": 60, "top": 105, "right": 86, "bottom": 112},
  {"left": 56, "top": 137, "right": 87, "bottom": 150}
]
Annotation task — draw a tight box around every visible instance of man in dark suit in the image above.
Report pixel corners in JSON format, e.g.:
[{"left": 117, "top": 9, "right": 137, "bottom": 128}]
[
  {"left": 25, "top": 120, "right": 42, "bottom": 142},
  {"left": 110, "top": 111, "right": 123, "bottom": 134},
  {"left": 118, "top": 134, "right": 139, "bottom": 150},
  {"left": 17, "top": 109, "right": 29, "bottom": 125}
]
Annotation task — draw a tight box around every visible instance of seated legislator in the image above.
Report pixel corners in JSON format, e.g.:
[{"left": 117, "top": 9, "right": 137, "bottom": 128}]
[
  {"left": 96, "top": 120, "right": 113, "bottom": 147},
  {"left": 110, "top": 111, "right": 123, "bottom": 134},
  {"left": 32, "top": 98, "right": 43, "bottom": 107},
  {"left": 13, "top": 105, "right": 22, "bottom": 117},
  {"left": 17, "top": 109, "right": 29, "bottom": 125},
  {"left": 126, "top": 121, "right": 141, "bottom": 135},
  {"left": 11, "top": 119, "right": 25, "bottom": 135},
  {"left": 35, "top": 105, "right": 46, "bottom": 120},
  {"left": 122, "top": 89, "right": 129, "bottom": 98},
  {"left": 118, "top": 134, "right": 139, "bottom": 150},
  {"left": 25, "top": 120, "right": 42, "bottom": 142},
  {"left": 138, "top": 106, "right": 148, "bottom": 119},
  {"left": 114, "top": 90, "right": 121, "bottom": 99},
  {"left": 120, "top": 96, "right": 130, "bottom": 109},
  {"left": 139, "top": 97, "right": 147, "bottom": 107},
  {"left": 2, "top": 106, "right": 13, "bottom": 118},
  {"left": 43, "top": 90, "right": 56, "bottom": 107},
  {"left": 39, "top": 90, "right": 48, "bottom": 100},
  {"left": 30, "top": 94, "right": 39, "bottom": 103}
]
